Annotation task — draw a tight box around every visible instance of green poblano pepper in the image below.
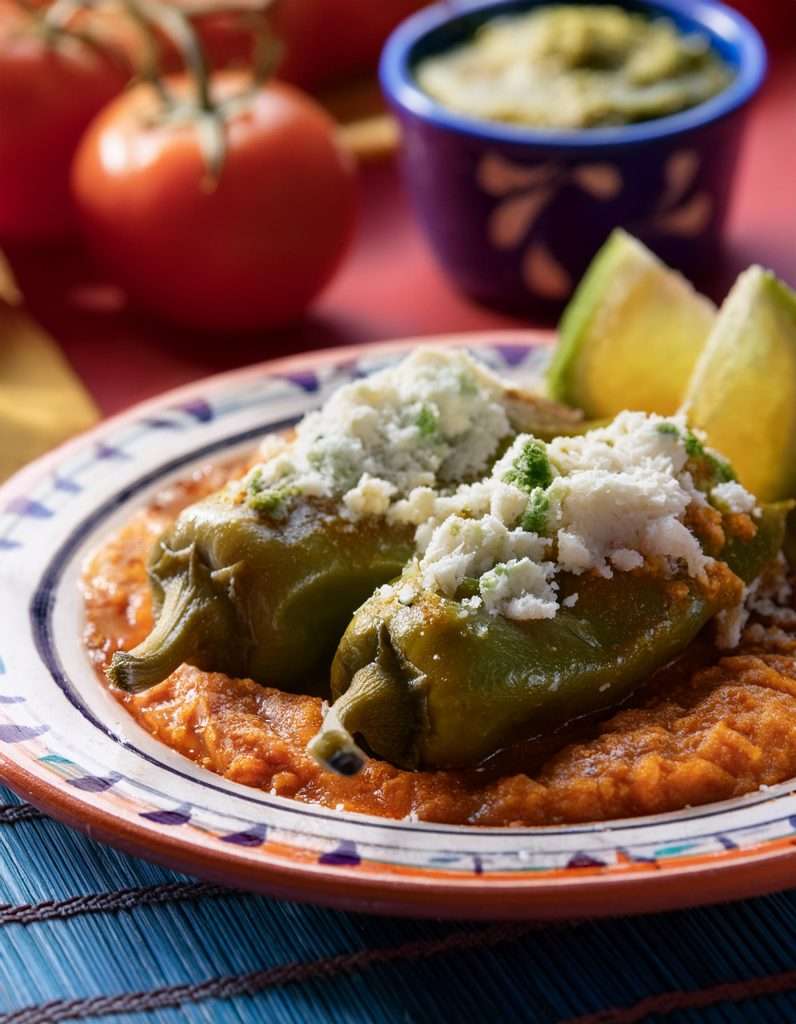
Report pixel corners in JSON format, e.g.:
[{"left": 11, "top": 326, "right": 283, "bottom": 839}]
[
  {"left": 107, "top": 492, "right": 416, "bottom": 693},
  {"left": 107, "top": 390, "right": 584, "bottom": 695},
  {"left": 309, "top": 504, "right": 789, "bottom": 775}
]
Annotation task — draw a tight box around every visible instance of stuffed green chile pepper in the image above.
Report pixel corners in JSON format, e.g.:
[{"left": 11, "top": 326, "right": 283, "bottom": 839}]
[
  {"left": 107, "top": 494, "right": 417, "bottom": 693},
  {"left": 309, "top": 413, "right": 790, "bottom": 774},
  {"left": 108, "top": 348, "right": 582, "bottom": 693}
]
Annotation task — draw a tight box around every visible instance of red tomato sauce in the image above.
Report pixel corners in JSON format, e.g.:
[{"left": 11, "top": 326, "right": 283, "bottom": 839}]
[{"left": 82, "top": 458, "right": 796, "bottom": 826}]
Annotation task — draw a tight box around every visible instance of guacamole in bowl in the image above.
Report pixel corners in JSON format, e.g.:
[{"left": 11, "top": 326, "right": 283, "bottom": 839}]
[
  {"left": 380, "top": 0, "right": 765, "bottom": 313},
  {"left": 416, "top": 4, "right": 733, "bottom": 130}
]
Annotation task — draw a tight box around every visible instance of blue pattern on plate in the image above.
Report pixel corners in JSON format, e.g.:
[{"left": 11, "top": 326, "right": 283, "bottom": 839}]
[
  {"left": 1, "top": 782, "right": 795, "bottom": 1023},
  {"left": 0, "top": 342, "right": 793, "bottom": 899}
]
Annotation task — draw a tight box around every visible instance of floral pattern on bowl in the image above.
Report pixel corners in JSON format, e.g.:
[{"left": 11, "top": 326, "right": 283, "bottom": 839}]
[{"left": 381, "top": 0, "right": 766, "bottom": 314}]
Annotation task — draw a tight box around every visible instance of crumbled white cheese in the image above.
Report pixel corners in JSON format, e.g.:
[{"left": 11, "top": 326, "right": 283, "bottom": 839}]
[
  {"left": 715, "top": 549, "right": 795, "bottom": 649},
  {"left": 610, "top": 548, "right": 645, "bottom": 572},
  {"left": 399, "top": 412, "right": 746, "bottom": 586},
  {"left": 247, "top": 348, "right": 514, "bottom": 516},
  {"left": 562, "top": 592, "right": 579, "bottom": 608},
  {"left": 341, "top": 474, "right": 396, "bottom": 518},
  {"left": 557, "top": 530, "right": 602, "bottom": 576},
  {"left": 479, "top": 558, "right": 558, "bottom": 620},
  {"left": 545, "top": 414, "right": 710, "bottom": 579},
  {"left": 390, "top": 431, "right": 557, "bottom": 546},
  {"left": 679, "top": 470, "right": 710, "bottom": 508},
  {"left": 715, "top": 592, "right": 750, "bottom": 649},
  {"left": 255, "top": 373, "right": 765, "bottom": 630},
  {"left": 545, "top": 412, "right": 688, "bottom": 476},
  {"left": 419, "top": 514, "right": 549, "bottom": 597},
  {"left": 414, "top": 411, "right": 758, "bottom": 622},
  {"left": 257, "top": 433, "right": 290, "bottom": 461},
  {"left": 397, "top": 584, "right": 416, "bottom": 605},
  {"left": 742, "top": 553, "right": 796, "bottom": 628},
  {"left": 710, "top": 481, "right": 758, "bottom": 515},
  {"left": 643, "top": 516, "right": 709, "bottom": 579},
  {"left": 391, "top": 478, "right": 529, "bottom": 552},
  {"left": 554, "top": 469, "right": 705, "bottom": 577}
]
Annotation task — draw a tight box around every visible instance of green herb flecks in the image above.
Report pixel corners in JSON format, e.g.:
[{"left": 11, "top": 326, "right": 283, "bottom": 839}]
[
  {"left": 521, "top": 488, "right": 550, "bottom": 534},
  {"left": 247, "top": 468, "right": 298, "bottom": 519},
  {"left": 416, "top": 405, "right": 439, "bottom": 439},
  {"left": 681, "top": 429, "right": 737, "bottom": 486},
  {"left": 305, "top": 446, "right": 359, "bottom": 492},
  {"left": 458, "top": 372, "right": 479, "bottom": 397},
  {"left": 706, "top": 455, "right": 736, "bottom": 484},
  {"left": 456, "top": 576, "right": 481, "bottom": 599},
  {"left": 504, "top": 439, "right": 553, "bottom": 493},
  {"left": 684, "top": 429, "right": 705, "bottom": 458}
]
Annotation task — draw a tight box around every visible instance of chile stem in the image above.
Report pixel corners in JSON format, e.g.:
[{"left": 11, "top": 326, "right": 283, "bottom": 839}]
[
  {"left": 107, "top": 544, "right": 244, "bottom": 693},
  {"left": 309, "top": 627, "right": 420, "bottom": 775}
]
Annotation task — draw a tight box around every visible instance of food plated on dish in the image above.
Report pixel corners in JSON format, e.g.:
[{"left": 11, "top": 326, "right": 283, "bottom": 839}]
[{"left": 81, "top": 233, "right": 796, "bottom": 830}]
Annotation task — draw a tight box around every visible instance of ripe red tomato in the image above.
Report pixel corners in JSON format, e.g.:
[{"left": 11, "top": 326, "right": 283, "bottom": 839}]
[
  {"left": 273, "top": 0, "right": 429, "bottom": 90},
  {"left": 0, "top": 3, "right": 129, "bottom": 241},
  {"left": 165, "top": 0, "right": 429, "bottom": 91},
  {"left": 72, "top": 73, "right": 357, "bottom": 331}
]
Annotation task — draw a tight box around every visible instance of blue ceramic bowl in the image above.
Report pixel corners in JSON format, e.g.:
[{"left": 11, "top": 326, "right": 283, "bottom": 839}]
[{"left": 380, "top": 0, "right": 767, "bottom": 315}]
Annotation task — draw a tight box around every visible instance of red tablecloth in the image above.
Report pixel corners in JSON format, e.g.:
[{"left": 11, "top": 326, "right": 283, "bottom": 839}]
[{"left": 6, "top": 29, "right": 796, "bottom": 417}]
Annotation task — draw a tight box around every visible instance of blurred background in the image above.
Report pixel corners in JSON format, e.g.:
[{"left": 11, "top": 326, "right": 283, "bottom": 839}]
[{"left": 0, "top": 0, "right": 793, "bottom": 461}]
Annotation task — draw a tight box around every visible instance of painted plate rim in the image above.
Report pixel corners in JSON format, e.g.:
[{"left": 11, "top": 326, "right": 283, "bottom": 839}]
[{"left": 1, "top": 330, "right": 794, "bottom": 920}]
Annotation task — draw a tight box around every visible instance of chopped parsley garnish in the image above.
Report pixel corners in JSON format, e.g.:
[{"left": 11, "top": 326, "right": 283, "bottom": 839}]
[
  {"left": 521, "top": 488, "right": 550, "bottom": 534},
  {"left": 247, "top": 466, "right": 266, "bottom": 494},
  {"left": 504, "top": 439, "right": 553, "bottom": 492},
  {"left": 247, "top": 469, "right": 297, "bottom": 518},
  {"left": 706, "top": 454, "right": 736, "bottom": 484},
  {"left": 684, "top": 429, "right": 705, "bottom": 458},
  {"left": 304, "top": 446, "right": 359, "bottom": 491},
  {"left": 416, "top": 405, "right": 439, "bottom": 438},
  {"left": 456, "top": 577, "right": 481, "bottom": 599},
  {"left": 458, "top": 372, "right": 478, "bottom": 397},
  {"left": 680, "top": 428, "right": 736, "bottom": 485},
  {"left": 656, "top": 423, "right": 737, "bottom": 487},
  {"left": 501, "top": 439, "right": 553, "bottom": 534}
]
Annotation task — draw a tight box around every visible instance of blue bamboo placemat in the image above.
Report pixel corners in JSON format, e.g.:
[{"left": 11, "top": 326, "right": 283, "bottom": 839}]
[{"left": 0, "top": 782, "right": 794, "bottom": 1024}]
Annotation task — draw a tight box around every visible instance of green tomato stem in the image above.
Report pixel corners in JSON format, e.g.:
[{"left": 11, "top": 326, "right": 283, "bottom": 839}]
[
  {"left": 136, "top": 0, "right": 213, "bottom": 112},
  {"left": 119, "top": 0, "right": 172, "bottom": 107}
]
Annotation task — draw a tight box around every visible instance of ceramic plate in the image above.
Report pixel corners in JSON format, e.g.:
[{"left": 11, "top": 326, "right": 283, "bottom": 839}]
[{"left": 1, "top": 332, "right": 795, "bottom": 920}]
